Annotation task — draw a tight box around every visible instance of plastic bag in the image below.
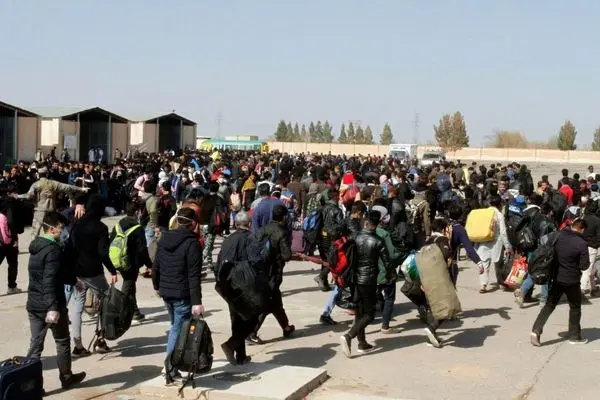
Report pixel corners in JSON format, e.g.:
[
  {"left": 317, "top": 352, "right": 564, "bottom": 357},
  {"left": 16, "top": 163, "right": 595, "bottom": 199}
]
[
  {"left": 504, "top": 256, "right": 528, "bottom": 289},
  {"left": 226, "top": 261, "right": 272, "bottom": 320},
  {"left": 400, "top": 252, "right": 418, "bottom": 282}
]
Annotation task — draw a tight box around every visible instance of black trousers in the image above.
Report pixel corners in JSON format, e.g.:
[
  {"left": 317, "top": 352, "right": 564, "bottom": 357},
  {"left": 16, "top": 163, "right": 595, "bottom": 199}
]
[
  {"left": 532, "top": 282, "right": 582, "bottom": 340},
  {"left": 0, "top": 242, "right": 19, "bottom": 289},
  {"left": 253, "top": 286, "right": 290, "bottom": 335},
  {"left": 121, "top": 269, "right": 140, "bottom": 314},
  {"left": 401, "top": 280, "right": 445, "bottom": 332},
  {"left": 348, "top": 284, "right": 377, "bottom": 343},
  {"left": 317, "top": 239, "right": 332, "bottom": 281},
  {"left": 226, "top": 305, "right": 258, "bottom": 361},
  {"left": 28, "top": 308, "right": 72, "bottom": 380}
]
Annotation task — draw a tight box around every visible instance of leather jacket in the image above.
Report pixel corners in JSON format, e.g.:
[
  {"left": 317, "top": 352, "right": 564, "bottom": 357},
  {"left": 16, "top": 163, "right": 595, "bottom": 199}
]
[
  {"left": 321, "top": 202, "right": 345, "bottom": 241},
  {"left": 354, "top": 229, "right": 392, "bottom": 286}
]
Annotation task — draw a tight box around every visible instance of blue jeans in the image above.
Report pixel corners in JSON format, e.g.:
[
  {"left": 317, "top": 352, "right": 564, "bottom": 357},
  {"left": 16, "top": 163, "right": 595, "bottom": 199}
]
[
  {"left": 376, "top": 283, "right": 397, "bottom": 329},
  {"left": 520, "top": 274, "right": 549, "bottom": 302},
  {"left": 164, "top": 299, "right": 191, "bottom": 358},
  {"left": 323, "top": 285, "right": 340, "bottom": 316},
  {"left": 145, "top": 226, "right": 157, "bottom": 249}
]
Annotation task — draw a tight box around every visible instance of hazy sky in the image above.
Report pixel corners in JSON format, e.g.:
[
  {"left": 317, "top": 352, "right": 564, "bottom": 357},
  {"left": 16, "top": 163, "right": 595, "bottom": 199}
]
[{"left": 1, "top": 0, "right": 598, "bottom": 145}]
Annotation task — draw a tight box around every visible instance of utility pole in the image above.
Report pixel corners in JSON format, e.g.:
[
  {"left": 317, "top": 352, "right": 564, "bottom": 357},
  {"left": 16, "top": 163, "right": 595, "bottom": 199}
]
[
  {"left": 412, "top": 113, "right": 420, "bottom": 144},
  {"left": 216, "top": 112, "right": 223, "bottom": 138}
]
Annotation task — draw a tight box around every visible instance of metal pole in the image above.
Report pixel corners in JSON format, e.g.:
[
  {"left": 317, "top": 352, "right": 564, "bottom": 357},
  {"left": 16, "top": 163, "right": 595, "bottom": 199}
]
[
  {"left": 77, "top": 113, "right": 80, "bottom": 161},
  {"left": 13, "top": 109, "right": 18, "bottom": 164},
  {"left": 107, "top": 114, "right": 112, "bottom": 163},
  {"left": 180, "top": 119, "right": 183, "bottom": 150}
]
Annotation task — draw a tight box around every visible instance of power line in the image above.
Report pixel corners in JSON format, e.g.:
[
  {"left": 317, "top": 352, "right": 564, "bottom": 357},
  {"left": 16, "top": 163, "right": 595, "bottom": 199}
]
[
  {"left": 412, "top": 113, "right": 420, "bottom": 144},
  {"left": 216, "top": 112, "right": 223, "bottom": 138}
]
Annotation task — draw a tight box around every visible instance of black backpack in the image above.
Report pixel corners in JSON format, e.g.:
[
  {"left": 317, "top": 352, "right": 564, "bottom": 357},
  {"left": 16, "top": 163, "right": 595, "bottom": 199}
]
[
  {"left": 528, "top": 232, "right": 559, "bottom": 285},
  {"left": 100, "top": 285, "right": 135, "bottom": 341},
  {"left": 549, "top": 191, "right": 568, "bottom": 218},
  {"left": 169, "top": 317, "right": 214, "bottom": 393}
]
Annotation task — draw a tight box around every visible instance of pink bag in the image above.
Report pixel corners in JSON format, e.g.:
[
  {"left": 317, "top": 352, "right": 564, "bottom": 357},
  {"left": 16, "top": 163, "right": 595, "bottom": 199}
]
[{"left": 291, "top": 230, "right": 304, "bottom": 254}]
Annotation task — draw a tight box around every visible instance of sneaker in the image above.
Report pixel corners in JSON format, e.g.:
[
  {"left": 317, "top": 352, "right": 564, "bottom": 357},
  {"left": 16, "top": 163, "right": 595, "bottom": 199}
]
[
  {"left": 380, "top": 327, "right": 395, "bottom": 334},
  {"left": 221, "top": 343, "right": 236, "bottom": 365},
  {"left": 514, "top": 289, "right": 524, "bottom": 308},
  {"left": 246, "top": 334, "right": 264, "bottom": 345},
  {"left": 72, "top": 347, "right": 92, "bottom": 358},
  {"left": 530, "top": 332, "right": 542, "bottom": 347},
  {"left": 93, "top": 339, "right": 111, "bottom": 354},
  {"left": 6, "top": 287, "right": 22, "bottom": 295},
  {"left": 424, "top": 327, "right": 441, "bottom": 348},
  {"left": 61, "top": 372, "right": 86, "bottom": 390},
  {"left": 236, "top": 356, "right": 252, "bottom": 365},
  {"left": 283, "top": 325, "right": 296, "bottom": 338},
  {"left": 569, "top": 337, "right": 588, "bottom": 345},
  {"left": 357, "top": 342, "right": 375, "bottom": 354},
  {"left": 339, "top": 335, "right": 352, "bottom": 358},
  {"left": 133, "top": 312, "right": 146, "bottom": 322},
  {"left": 314, "top": 276, "right": 331, "bottom": 292},
  {"left": 320, "top": 314, "right": 337, "bottom": 325}
]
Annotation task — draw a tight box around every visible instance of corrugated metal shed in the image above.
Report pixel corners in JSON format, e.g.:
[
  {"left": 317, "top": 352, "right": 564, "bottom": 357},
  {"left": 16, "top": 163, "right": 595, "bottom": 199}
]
[
  {"left": 27, "top": 106, "right": 129, "bottom": 123},
  {"left": 0, "top": 100, "right": 39, "bottom": 117}
]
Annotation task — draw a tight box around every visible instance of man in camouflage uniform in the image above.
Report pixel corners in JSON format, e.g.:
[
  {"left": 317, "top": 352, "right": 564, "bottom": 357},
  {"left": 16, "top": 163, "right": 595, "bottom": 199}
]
[{"left": 16, "top": 167, "right": 88, "bottom": 240}]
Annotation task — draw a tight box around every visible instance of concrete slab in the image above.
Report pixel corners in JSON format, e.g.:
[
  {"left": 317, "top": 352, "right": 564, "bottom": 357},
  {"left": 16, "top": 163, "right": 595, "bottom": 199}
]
[
  {"left": 138, "top": 361, "right": 328, "bottom": 400},
  {"left": 309, "top": 390, "right": 408, "bottom": 400}
]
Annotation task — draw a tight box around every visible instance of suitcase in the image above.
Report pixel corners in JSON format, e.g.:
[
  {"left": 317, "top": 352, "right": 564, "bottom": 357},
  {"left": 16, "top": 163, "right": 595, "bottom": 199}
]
[
  {"left": 465, "top": 208, "right": 497, "bottom": 243},
  {"left": 0, "top": 326, "right": 48, "bottom": 400},
  {"left": 416, "top": 245, "right": 462, "bottom": 320}
]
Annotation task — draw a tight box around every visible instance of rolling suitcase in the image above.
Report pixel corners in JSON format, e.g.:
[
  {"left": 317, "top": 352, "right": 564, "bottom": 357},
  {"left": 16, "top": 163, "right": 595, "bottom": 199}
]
[{"left": 0, "top": 326, "right": 48, "bottom": 400}]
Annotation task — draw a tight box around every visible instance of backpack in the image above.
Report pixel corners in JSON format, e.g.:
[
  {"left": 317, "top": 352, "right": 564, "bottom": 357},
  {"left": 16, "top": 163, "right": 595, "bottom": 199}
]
[
  {"left": 406, "top": 200, "right": 425, "bottom": 233},
  {"left": 390, "top": 221, "right": 415, "bottom": 251},
  {"left": 109, "top": 223, "right": 140, "bottom": 271},
  {"left": 436, "top": 173, "right": 452, "bottom": 193},
  {"left": 341, "top": 185, "right": 360, "bottom": 206},
  {"left": 516, "top": 223, "right": 536, "bottom": 251},
  {"left": 549, "top": 191, "right": 568, "bottom": 217},
  {"left": 528, "top": 232, "right": 559, "bottom": 285},
  {"left": 506, "top": 214, "right": 525, "bottom": 248},
  {"left": 157, "top": 195, "right": 176, "bottom": 228},
  {"left": 440, "top": 190, "right": 459, "bottom": 206},
  {"left": 209, "top": 204, "right": 227, "bottom": 235},
  {"left": 100, "top": 285, "right": 135, "bottom": 341},
  {"left": 305, "top": 192, "right": 322, "bottom": 216},
  {"left": 302, "top": 209, "right": 323, "bottom": 249},
  {"left": 326, "top": 236, "right": 357, "bottom": 288},
  {"left": 169, "top": 317, "right": 214, "bottom": 393}
]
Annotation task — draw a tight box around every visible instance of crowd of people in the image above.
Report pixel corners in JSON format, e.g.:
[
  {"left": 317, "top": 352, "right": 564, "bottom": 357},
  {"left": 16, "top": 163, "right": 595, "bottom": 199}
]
[{"left": 3, "top": 147, "right": 598, "bottom": 392}]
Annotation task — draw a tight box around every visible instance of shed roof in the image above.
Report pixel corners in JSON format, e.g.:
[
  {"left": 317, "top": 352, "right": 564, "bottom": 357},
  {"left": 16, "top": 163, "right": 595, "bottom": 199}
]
[
  {"left": 0, "top": 100, "right": 39, "bottom": 117},
  {"left": 127, "top": 112, "right": 196, "bottom": 126},
  {"left": 27, "top": 106, "right": 128, "bottom": 123}
]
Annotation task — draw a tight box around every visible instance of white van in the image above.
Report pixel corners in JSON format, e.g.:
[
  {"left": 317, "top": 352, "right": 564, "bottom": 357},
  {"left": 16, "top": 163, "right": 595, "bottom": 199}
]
[
  {"left": 420, "top": 151, "right": 445, "bottom": 167},
  {"left": 388, "top": 144, "right": 417, "bottom": 160}
]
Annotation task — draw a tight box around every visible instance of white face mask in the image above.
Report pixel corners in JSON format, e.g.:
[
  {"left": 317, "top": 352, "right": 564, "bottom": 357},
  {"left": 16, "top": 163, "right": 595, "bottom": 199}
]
[
  {"left": 459, "top": 186, "right": 465, "bottom": 190},
  {"left": 477, "top": 183, "right": 484, "bottom": 189},
  {"left": 581, "top": 196, "right": 589, "bottom": 204}
]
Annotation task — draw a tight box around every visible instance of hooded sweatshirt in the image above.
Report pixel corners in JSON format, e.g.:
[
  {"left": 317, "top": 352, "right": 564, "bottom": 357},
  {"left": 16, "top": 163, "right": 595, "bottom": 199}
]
[{"left": 152, "top": 227, "right": 203, "bottom": 305}]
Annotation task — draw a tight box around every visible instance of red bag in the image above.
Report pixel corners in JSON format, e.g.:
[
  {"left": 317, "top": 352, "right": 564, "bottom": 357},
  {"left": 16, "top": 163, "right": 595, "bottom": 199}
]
[
  {"left": 504, "top": 256, "right": 528, "bottom": 289},
  {"left": 327, "top": 237, "right": 357, "bottom": 288},
  {"left": 342, "top": 185, "right": 360, "bottom": 205}
]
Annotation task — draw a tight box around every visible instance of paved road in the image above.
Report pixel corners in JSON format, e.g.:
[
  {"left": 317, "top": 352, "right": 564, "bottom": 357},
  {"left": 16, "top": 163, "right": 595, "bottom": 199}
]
[{"left": 0, "top": 177, "right": 599, "bottom": 400}]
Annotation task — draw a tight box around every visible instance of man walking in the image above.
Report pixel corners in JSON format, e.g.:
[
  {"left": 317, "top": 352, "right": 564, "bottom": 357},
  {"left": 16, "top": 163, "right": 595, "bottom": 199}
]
[{"left": 530, "top": 218, "right": 590, "bottom": 346}]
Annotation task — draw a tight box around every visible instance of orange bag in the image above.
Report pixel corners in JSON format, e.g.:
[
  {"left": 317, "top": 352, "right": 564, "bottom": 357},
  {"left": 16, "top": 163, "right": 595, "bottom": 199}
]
[{"left": 504, "top": 256, "right": 528, "bottom": 289}]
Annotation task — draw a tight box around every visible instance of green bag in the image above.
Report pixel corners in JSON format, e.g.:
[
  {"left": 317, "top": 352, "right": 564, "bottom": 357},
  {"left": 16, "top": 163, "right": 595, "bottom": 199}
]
[{"left": 109, "top": 224, "right": 140, "bottom": 271}]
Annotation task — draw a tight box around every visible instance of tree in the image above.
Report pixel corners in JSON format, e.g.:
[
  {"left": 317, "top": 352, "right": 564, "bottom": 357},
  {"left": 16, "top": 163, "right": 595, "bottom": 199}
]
[
  {"left": 323, "top": 120, "right": 334, "bottom": 143},
  {"left": 347, "top": 122, "right": 356, "bottom": 143},
  {"left": 363, "top": 125, "right": 374, "bottom": 144},
  {"left": 434, "top": 111, "right": 469, "bottom": 151},
  {"left": 293, "top": 122, "right": 301, "bottom": 142},
  {"left": 309, "top": 122, "right": 317, "bottom": 142},
  {"left": 286, "top": 122, "right": 294, "bottom": 142},
  {"left": 300, "top": 124, "right": 308, "bottom": 142},
  {"left": 355, "top": 125, "right": 365, "bottom": 144},
  {"left": 275, "top": 120, "right": 288, "bottom": 141},
  {"left": 315, "top": 121, "right": 324, "bottom": 142},
  {"left": 338, "top": 123, "right": 348, "bottom": 143},
  {"left": 557, "top": 120, "right": 577, "bottom": 150},
  {"left": 380, "top": 123, "right": 393, "bottom": 145},
  {"left": 485, "top": 130, "right": 528, "bottom": 148},
  {"left": 593, "top": 126, "right": 600, "bottom": 151}
]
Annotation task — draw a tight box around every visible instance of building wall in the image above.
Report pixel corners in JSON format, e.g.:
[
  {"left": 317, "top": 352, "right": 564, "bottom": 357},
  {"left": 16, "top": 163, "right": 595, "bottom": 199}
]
[
  {"left": 111, "top": 122, "right": 128, "bottom": 160},
  {"left": 129, "top": 122, "right": 144, "bottom": 146},
  {"left": 182, "top": 125, "right": 196, "bottom": 149},
  {"left": 267, "top": 141, "right": 600, "bottom": 164},
  {"left": 17, "top": 116, "right": 39, "bottom": 161},
  {"left": 143, "top": 123, "right": 158, "bottom": 153},
  {"left": 60, "top": 120, "right": 79, "bottom": 160}
]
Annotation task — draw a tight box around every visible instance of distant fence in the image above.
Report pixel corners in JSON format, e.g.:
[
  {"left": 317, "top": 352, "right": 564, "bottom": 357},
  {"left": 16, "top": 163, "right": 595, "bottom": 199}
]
[{"left": 267, "top": 142, "right": 600, "bottom": 164}]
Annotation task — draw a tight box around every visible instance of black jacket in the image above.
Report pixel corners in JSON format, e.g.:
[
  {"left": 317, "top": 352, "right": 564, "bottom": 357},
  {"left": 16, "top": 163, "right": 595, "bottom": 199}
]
[
  {"left": 583, "top": 213, "right": 600, "bottom": 249},
  {"left": 27, "top": 236, "right": 69, "bottom": 313},
  {"left": 354, "top": 229, "right": 392, "bottom": 286},
  {"left": 344, "top": 216, "right": 362, "bottom": 236},
  {"left": 261, "top": 222, "right": 292, "bottom": 282},
  {"left": 321, "top": 202, "right": 345, "bottom": 240},
  {"left": 216, "top": 229, "right": 255, "bottom": 268},
  {"left": 555, "top": 229, "right": 589, "bottom": 285},
  {"left": 152, "top": 227, "right": 203, "bottom": 305},
  {"left": 71, "top": 196, "right": 117, "bottom": 278},
  {"left": 110, "top": 216, "right": 152, "bottom": 273}
]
